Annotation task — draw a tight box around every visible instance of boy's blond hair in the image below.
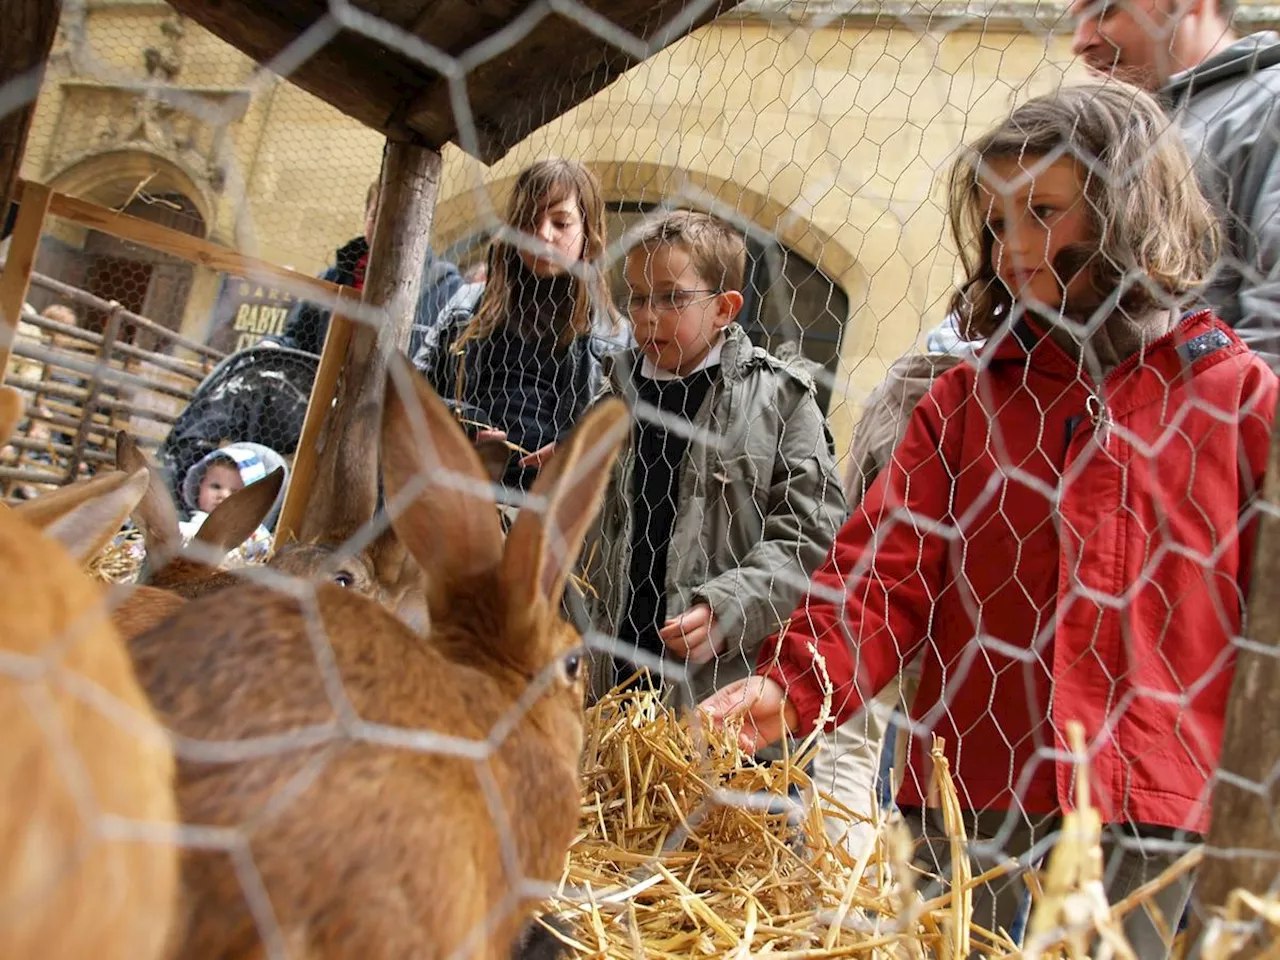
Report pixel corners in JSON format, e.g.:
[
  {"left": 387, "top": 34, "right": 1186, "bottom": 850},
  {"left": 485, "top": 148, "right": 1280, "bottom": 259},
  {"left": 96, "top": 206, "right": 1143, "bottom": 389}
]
[{"left": 635, "top": 209, "right": 747, "bottom": 294}]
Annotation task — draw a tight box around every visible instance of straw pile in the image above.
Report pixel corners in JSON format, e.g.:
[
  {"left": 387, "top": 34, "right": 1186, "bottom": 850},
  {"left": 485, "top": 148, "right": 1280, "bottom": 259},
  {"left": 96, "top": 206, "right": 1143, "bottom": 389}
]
[
  {"left": 539, "top": 692, "right": 1276, "bottom": 960},
  {"left": 539, "top": 686, "right": 984, "bottom": 959},
  {"left": 86, "top": 526, "right": 270, "bottom": 584},
  {"left": 87, "top": 528, "right": 147, "bottom": 583}
]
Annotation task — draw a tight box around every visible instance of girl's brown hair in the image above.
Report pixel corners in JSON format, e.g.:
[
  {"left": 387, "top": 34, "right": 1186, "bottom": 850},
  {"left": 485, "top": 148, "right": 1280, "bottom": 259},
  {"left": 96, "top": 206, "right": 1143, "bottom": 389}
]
[
  {"left": 947, "top": 83, "right": 1220, "bottom": 340},
  {"left": 458, "top": 158, "right": 617, "bottom": 349}
]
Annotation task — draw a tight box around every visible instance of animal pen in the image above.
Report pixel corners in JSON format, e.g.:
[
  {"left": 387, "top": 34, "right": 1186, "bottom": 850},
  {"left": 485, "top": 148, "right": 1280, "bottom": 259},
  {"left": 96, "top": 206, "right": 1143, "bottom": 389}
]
[{"left": 2, "top": 0, "right": 1280, "bottom": 957}]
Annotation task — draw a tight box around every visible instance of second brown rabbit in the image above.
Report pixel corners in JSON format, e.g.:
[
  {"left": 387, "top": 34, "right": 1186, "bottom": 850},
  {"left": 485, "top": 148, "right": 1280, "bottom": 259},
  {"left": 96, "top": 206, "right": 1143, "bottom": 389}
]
[{"left": 130, "top": 360, "right": 627, "bottom": 960}]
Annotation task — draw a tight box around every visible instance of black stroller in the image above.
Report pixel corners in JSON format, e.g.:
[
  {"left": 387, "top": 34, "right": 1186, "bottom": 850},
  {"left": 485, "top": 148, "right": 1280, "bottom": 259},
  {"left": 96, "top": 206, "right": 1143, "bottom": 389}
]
[
  {"left": 156, "top": 345, "right": 503, "bottom": 528},
  {"left": 157, "top": 346, "right": 319, "bottom": 527}
]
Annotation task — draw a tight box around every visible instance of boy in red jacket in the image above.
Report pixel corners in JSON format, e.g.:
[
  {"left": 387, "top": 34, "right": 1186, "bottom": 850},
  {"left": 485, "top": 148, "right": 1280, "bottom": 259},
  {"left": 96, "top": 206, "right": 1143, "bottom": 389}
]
[{"left": 703, "top": 84, "right": 1277, "bottom": 956}]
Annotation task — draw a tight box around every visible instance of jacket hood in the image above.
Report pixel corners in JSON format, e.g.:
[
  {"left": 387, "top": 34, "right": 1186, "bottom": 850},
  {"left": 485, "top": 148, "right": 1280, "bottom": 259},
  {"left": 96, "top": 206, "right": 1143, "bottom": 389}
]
[
  {"left": 1163, "top": 31, "right": 1280, "bottom": 101},
  {"left": 182, "top": 442, "right": 289, "bottom": 527}
]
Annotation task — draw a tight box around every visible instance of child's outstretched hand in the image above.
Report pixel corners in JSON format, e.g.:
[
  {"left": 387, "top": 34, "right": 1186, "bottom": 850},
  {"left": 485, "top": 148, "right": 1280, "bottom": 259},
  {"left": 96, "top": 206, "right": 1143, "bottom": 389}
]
[
  {"left": 698, "top": 676, "right": 798, "bottom": 754},
  {"left": 518, "top": 441, "right": 557, "bottom": 470},
  {"left": 660, "top": 603, "right": 724, "bottom": 664}
]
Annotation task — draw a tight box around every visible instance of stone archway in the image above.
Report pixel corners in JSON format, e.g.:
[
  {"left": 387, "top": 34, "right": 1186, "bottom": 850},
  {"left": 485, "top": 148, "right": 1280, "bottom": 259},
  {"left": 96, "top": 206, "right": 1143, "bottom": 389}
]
[
  {"left": 37, "top": 149, "right": 212, "bottom": 347},
  {"left": 432, "top": 159, "right": 866, "bottom": 317}
]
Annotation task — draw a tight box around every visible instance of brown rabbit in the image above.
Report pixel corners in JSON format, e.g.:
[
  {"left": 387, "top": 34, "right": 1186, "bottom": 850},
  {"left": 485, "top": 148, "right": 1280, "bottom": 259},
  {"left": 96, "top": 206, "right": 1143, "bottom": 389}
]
[
  {"left": 115, "top": 431, "right": 284, "bottom": 599},
  {"left": 129, "top": 361, "right": 627, "bottom": 959},
  {"left": 268, "top": 433, "right": 513, "bottom": 633},
  {"left": 0, "top": 387, "right": 179, "bottom": 960}
]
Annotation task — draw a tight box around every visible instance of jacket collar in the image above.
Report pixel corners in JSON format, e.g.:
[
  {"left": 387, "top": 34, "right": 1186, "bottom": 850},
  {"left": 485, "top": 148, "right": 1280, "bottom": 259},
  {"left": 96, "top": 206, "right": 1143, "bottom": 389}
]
[
  {"left": 980, "top": 309, "right": 1242, "bottom": 391},
  {"left": 1162, "top": 31, "right": 1280, "bottom": 103},
  {"left": 606, "top": 322, "right": 757, "bottom": 388}
]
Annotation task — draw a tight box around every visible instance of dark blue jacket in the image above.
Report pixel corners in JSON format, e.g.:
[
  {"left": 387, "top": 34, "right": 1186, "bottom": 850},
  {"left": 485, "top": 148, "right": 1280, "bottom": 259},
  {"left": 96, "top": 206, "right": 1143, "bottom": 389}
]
[{"left": 270, "top": 238, "right": 462, "bottom": 357}]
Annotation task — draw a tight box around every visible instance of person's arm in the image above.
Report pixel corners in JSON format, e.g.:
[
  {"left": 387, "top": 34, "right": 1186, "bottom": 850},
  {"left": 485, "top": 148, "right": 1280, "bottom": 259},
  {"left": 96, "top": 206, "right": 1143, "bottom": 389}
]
[
  {"left": 702, "top": 379, "right": 959, "bottom": 747},
  {"left": 685, "top": 383, "right": 847, "bottom": 662},
  {"left": 412, "top": 315, "right": 463, "bottom": 401},
  {"left": 845, "top": 352, "right": 962, "bottom": 507}
]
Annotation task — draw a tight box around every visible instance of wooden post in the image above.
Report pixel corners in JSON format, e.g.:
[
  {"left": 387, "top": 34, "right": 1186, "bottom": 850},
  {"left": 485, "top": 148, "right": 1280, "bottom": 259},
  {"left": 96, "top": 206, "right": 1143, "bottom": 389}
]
[
  {"left": 0, "top": 1, "right": 61, "bottom": 215},
  {"left": 63, "top": 302, "right": 122, "bottom": 483},
  {"left": 273, "top": 286, "right": 358, "bottom": 546},
  {"left": 0, "top": 181, "right": 51, "bottom": 376},
  {"left": 298, "top": 138, "right": 440, "bottom": 544},
  {"left": 1193, "top": 417, "right": 1280, "bottom": 952}
]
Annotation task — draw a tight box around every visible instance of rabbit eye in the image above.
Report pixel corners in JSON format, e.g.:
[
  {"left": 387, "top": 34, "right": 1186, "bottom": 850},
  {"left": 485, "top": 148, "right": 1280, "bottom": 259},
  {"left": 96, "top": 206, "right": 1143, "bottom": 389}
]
[
  {"left": 333, "top": 571, "right": 355, "bottom": 588},
  {"left": 561, "top": 652, "right": 582, "bottom": 682}
]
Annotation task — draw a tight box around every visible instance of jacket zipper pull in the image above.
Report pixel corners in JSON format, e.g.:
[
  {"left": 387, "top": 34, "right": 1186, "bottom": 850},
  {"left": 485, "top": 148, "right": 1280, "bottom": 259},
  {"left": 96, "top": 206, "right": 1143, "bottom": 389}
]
[{"left": 1086, "top": 393, "right": 1112, "bottom": 447}]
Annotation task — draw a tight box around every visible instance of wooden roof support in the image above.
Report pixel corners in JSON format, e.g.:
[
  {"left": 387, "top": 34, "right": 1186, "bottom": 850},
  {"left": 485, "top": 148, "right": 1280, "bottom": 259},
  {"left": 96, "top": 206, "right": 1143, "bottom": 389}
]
[
  {"left": 0, "top": 0, "right": 60, "bottom": 215},
  {"left": 0, "top": 0, "right": 61, "bottom": 378},
  {"left": 0, "top": 183, "right": 50, "bottom": 377},
  {"left": 161, "top": 0, "right": 734, "bottom": 163},
  {"left": 295, "top": 137, "right": 440, "bottom": 544}
]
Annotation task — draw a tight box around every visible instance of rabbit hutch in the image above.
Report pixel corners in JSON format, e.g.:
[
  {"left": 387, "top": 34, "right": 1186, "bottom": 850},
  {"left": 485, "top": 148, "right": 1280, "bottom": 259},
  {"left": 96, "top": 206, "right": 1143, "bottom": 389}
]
[{"left": 3, "top": 0, "right": 1280, "bottom": 956}]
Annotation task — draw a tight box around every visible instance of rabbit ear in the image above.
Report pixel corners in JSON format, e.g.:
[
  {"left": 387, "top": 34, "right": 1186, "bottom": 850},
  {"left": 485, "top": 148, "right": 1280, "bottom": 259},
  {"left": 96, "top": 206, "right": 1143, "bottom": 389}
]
[
  {"left": 192, "top": 467, "right": 284, "bottom": 552},
  {"left": 381, "top": 358, "right": 504, "bottom": 610},
  {"left": 115, "top": 430, "right": 182, "bottom": 558},
  {"left": 12, "top": 469, "right": 129, "bottom": 530},
  {"left": 38, "top": 468, "right": 150, "bottom": 564},
  {"left": 0, "top": 386, "right": 22, "bottom": 444},
  {"left": 502, "top": 399, "right": 628, "bottom": 617}
]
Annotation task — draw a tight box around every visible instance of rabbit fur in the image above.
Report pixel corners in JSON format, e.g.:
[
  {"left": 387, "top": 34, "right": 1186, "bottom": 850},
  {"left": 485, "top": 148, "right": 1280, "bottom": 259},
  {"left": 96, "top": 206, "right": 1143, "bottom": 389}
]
[
  {"left": 128, "top": 361, "right": 628, "bottom": 960},
  {"left": 0, "top": 387, "right": 179, "bottom": 960},
  {"left": 117, "top": 432, "right": 461, "bottom": 632}
]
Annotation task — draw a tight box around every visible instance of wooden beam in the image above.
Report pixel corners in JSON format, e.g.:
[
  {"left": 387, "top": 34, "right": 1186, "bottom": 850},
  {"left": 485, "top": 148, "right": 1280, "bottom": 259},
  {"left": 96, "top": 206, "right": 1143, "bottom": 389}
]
[
  {"left": 0, "top": 182, "right": 51, "bottom": 376},
  {"left": 161, "top": 0, "right": 735, "bottom": 163},
  {"left": 273, "top": 287, "right": 359, "bottom": 547},
  {"left": 162, "top": 0, "right": 434, "bottom": 141},
  {"left": 25, "top": 184, "right": 344, "bottom": 306},
  {"left": 300, "top": 138, "right": 441, "bottom": 543},
  {"left": 403, "top": 0, "right": 732, "bottom": 162},
  {"left": 0, "top": 0, "right": 61, "bottom": 214},
  {"left": 1194, "top": 416, "right": 1280, "bottom": 952}
]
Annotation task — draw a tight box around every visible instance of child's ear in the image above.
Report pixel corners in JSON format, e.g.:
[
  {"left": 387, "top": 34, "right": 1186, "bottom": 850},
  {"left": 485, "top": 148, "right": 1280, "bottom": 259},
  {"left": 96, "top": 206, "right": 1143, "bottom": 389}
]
[{"left": 716, "top": 290, "right": 745, "bottom": 327}]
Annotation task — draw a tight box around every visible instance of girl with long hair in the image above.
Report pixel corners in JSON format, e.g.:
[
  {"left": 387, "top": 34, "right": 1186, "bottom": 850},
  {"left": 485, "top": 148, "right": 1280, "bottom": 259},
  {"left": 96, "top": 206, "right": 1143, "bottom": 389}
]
[{"left": 414, "top": 158, "right": 621, "bottom": 489}]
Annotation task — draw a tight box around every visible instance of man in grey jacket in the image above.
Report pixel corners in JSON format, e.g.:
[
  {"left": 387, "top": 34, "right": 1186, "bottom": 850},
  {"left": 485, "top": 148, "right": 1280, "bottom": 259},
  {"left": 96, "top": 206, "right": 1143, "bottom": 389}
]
[{"left": 1072, "top": 0, "right": 1280, "bottom": 366}]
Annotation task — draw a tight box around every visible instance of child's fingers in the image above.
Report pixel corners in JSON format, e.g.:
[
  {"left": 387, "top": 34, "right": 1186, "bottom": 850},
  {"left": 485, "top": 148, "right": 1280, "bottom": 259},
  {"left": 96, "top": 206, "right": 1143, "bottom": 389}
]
[
  {"left": 698, "top": 678, "right": 754, "bottom": 721},
  {"left": 685, "top": 632, "right": 717, "bottom": 664},
  {"left": 518, "top": 441, "right": 556, "bottom": 468}
]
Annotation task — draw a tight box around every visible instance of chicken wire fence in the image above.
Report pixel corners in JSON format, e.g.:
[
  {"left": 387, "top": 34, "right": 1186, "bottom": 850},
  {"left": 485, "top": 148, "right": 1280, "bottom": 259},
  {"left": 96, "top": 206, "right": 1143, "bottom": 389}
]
[{"left": 2, "top": 0, "right": 1279, "bottom": 957}]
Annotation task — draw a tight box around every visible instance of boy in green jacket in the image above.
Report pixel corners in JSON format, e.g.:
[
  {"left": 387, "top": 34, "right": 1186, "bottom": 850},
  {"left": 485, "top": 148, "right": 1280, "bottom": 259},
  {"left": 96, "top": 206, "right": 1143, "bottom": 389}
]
[{"left": 584, "top": 210, "right": 846, "bottom": 714}]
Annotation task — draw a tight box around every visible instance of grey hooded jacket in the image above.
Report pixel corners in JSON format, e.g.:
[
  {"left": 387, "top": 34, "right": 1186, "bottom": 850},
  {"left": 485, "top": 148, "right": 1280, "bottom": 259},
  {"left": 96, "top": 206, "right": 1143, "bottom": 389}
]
[
  {"left": 1164, "top": 31, "right": 1280, "bottom": 367},
  {"left": 582, "top": 323, "right": 847, "bottom": 709}
]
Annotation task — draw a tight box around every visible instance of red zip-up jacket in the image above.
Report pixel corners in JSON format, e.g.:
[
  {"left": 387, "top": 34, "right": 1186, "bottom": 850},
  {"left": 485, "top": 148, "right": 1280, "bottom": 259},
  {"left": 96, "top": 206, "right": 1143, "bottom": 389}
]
[{"left": 761, "top": 312, "right": 1276, "bottom": 832}]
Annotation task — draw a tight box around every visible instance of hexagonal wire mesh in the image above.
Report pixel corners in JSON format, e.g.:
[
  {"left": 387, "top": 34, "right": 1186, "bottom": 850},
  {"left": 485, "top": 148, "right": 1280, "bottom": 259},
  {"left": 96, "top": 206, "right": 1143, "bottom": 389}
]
[{"left": 0, "top": 0, "right": 1278, "bottom": 957}]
